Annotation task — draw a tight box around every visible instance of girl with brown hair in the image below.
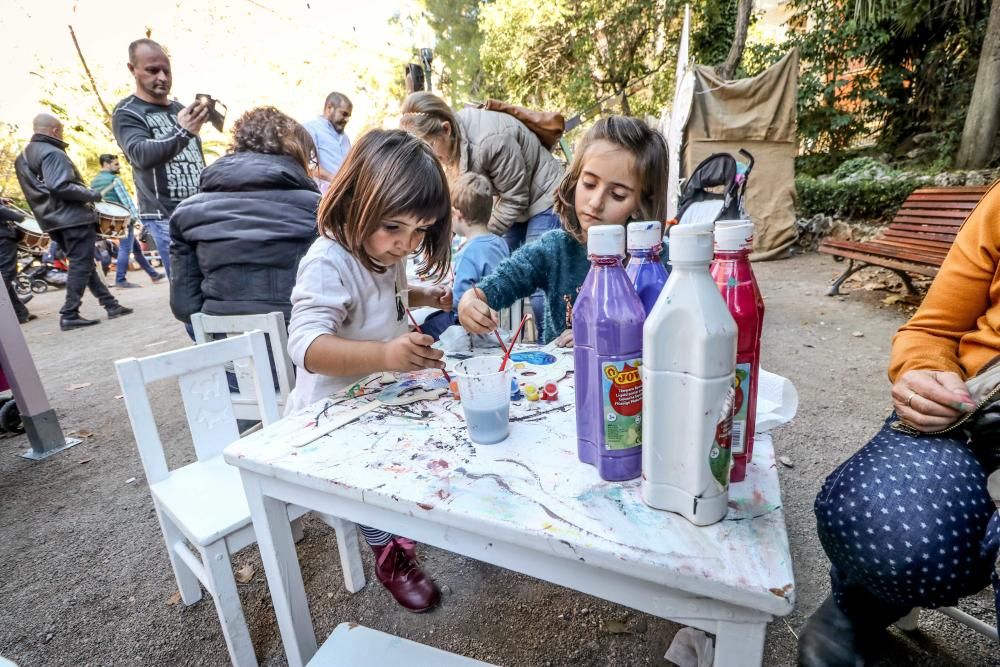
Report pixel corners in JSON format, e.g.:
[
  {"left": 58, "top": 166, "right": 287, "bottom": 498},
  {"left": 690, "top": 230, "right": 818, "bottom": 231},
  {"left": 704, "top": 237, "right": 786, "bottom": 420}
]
[
  {"left": 456, "top": 115, "right": 669, "bottom": 346},
  {"left": 400, "top": 91, "right": 564, "bottom": 336},
  {"left": 285, "top": 129, "right": 453, "bottom": 612}
]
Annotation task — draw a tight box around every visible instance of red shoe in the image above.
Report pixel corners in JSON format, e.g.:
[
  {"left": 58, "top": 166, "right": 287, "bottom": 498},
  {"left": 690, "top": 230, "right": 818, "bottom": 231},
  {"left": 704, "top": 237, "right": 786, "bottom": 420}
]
[{"left": 371, "top": 537, "right": 440, "bottom": 612}]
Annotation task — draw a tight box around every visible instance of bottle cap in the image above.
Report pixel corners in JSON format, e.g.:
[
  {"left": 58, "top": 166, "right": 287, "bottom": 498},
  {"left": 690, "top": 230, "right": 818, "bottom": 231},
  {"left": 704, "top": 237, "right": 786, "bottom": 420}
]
[
  {"left": 714, "top": 220, "right": 754, "bottom": 252},
  {"left": 587, "top": 225, "right": 625, "bottom": 257},
  {"left": 669, "top": 222, "right": 715, "bottom": 263},
  {"left": 626, "top": 221, "right": 663, "bottom": 250}
]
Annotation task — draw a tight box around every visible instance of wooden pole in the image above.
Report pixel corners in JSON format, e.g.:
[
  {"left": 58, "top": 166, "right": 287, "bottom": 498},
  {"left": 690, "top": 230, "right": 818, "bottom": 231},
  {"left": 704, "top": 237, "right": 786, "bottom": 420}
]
[{"left": 68, "top": 25, "right": 113, "bottom": 132}]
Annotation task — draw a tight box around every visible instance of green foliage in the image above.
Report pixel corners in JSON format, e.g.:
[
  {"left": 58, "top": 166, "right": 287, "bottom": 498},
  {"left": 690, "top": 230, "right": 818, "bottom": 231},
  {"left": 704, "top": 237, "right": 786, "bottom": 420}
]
[
  {"left": 690, "top": 0, "right": 739, "bottom": 68},
  {"left": 474, "top": 0, "right": 685, "bottom": 118},
  {"left": 421, "top": 0, "right": 485, "bottom": 105},
  {"left": 776, "top": 0, "right": 991, "bottom": 166},
  {"left": 795, "top": 174, "right": 920, "bottom": 220}
]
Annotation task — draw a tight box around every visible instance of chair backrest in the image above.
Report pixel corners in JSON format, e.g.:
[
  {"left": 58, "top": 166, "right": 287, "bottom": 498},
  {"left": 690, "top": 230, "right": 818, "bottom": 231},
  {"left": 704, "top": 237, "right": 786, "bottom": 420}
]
[
  {"left": 115, "top": 331, "right": 280, "bottom": 485},
  {"left": 190, "top": 312, "right": 295, "bottom": 416},
  {"left": 497, "top": 297, "right": 537, "bottom": 344}
]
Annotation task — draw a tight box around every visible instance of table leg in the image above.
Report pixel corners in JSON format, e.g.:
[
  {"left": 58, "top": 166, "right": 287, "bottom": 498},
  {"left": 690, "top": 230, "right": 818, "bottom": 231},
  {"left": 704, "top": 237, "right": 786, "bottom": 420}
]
[
  {"left": 242, "top": 474, "right": 317, "bottom": 667},
  {"left": 322, "top": 514, "right": 366, "bottom": 593},
  {"left": 713, "top": 620, "right": 766, "bottom": 667}
]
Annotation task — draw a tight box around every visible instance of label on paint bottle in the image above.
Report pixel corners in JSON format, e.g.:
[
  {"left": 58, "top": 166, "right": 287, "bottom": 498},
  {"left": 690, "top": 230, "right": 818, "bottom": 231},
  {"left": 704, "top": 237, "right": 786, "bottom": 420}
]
[
  {"left": 731, "top": 363, "right": 752, "bottom": 455},
  {"left": 601, "top": 358, "right": 643, "bottom": 450},
  {"left": 708, "top": 384, "right": 736, "bottom": 489}
]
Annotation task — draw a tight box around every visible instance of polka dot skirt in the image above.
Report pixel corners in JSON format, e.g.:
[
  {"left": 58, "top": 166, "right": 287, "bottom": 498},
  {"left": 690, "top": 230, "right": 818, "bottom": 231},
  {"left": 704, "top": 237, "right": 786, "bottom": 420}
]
[{"left": 815, "top": 415, "right": 997, "bottom": 630}]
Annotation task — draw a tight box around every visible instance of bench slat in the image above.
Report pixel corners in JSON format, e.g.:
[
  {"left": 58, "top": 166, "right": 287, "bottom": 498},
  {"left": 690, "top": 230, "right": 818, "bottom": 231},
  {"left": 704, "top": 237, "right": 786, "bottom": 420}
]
[
  {"left": 821, "top": 239, "right": 945, "bottom": 265},
  {"left": 878, "top": 235, "right": 955, "bottom": 252},
  {"left": 817, "top": 244, "right": 940, "bottom": 277},
  {"left": 891, "top": 218, "right": 965, "bottom": 228},
  {"left": 894, "top": 208, "right": 972, "bottom": 219},
  {"left": 882, "top": 229, "right": 957, "bottom": 244},
  {"left": 906, "top": 193, "right": 989, "bottom": 202},
  {"left": 910, "top": 187, "right": 990, "bottom": 195}
]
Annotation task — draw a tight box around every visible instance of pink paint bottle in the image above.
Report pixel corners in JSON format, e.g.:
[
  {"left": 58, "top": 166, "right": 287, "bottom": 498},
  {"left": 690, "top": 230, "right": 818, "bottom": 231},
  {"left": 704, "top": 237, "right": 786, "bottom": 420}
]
[
  {"left": 573, "top": 225, "right": 645, "bottom": 481},
  {"left": 710, "top": 221, "right": 764, "bottom": 483}
]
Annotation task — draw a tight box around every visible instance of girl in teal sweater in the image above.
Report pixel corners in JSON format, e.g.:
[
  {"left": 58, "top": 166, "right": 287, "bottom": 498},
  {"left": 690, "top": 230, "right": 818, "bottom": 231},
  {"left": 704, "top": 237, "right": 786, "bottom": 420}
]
[{"left": 457, "top": 116, "right": 669, "bottom": 344}]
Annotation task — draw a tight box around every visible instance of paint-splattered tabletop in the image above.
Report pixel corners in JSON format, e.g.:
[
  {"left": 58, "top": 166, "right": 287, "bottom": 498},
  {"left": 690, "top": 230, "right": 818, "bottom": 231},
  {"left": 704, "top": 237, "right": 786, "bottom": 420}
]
[{"left": 225, "top": 347, "right": 795, "bottom": 617}]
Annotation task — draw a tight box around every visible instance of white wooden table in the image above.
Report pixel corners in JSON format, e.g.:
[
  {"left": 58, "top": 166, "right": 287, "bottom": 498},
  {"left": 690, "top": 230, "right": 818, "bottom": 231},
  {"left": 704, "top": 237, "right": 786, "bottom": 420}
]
[{"left": 224, "top": 348, "right": 795, "bottom": 666}]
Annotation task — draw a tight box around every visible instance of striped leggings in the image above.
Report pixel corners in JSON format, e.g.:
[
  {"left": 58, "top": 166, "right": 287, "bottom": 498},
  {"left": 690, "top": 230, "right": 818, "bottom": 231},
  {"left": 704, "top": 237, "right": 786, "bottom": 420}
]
[{"left": 358, "top": 525, "right": 393, "bottom": 546}]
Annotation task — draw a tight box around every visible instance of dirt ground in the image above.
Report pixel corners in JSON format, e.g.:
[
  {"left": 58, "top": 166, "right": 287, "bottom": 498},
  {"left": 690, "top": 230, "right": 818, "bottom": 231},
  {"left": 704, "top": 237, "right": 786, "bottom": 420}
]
[{"left": 1, "top": 252, "right": 997, "bottom": 666}]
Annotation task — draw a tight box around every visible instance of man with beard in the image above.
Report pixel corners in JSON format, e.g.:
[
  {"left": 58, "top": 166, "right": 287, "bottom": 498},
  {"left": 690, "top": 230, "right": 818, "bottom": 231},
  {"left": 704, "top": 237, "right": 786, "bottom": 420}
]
[
  {"left": 303, "top": 92, "right": 352, "bottom": 190},
  {"left": 112, "top": 38, "right": 207, "bottom": 279},
  {"left": 15, "top": 114, "right": 132, "bottom": 330},
  {"left": 90, "top": 153, "right": 165, "bottom": 288}
]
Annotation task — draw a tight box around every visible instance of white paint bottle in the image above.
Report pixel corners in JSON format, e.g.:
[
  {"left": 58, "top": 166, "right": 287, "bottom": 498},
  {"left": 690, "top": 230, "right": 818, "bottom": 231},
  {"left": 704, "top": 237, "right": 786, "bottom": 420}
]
[{"left": 641, "top": 222, "right": 737, "bottom": 526}]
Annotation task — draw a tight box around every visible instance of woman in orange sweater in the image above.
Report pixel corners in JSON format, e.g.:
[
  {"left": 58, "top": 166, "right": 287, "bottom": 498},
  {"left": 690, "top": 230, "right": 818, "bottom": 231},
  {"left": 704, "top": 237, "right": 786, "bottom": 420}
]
[{"left": 800, "top": 183, "right": 1000, "bottom": 665}]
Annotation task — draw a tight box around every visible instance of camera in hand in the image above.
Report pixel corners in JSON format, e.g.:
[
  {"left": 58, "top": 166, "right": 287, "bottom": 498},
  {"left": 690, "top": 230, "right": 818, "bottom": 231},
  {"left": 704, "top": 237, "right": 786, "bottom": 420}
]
[{"left": 195, "top": 94, "right": 227, "bottom": 132}]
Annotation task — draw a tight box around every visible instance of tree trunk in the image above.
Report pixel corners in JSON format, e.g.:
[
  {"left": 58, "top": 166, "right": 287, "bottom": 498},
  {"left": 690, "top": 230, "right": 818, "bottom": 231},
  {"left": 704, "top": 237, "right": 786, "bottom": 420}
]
[
  {"left": 955, "top": 0, "right": 1000, "bottom": 169},
  {"left": 717, "top": 0, "right": 754, "bottom": 81}
]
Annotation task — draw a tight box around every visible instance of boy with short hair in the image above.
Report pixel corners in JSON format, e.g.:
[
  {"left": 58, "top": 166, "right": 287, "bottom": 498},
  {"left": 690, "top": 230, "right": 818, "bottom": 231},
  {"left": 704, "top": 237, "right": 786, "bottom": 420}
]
[{"left": 421, "top": 172, "right": 509, "bottom": 340}]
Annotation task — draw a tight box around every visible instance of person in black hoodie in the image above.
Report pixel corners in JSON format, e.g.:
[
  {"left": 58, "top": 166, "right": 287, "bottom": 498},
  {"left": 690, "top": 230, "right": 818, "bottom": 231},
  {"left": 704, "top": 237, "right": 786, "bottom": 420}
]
[
  {"left": 169, "top": 106, "right": 320, "bottom": 325},
  {"left": 14, "top": 114, "right": 132, "bottom": 330}
]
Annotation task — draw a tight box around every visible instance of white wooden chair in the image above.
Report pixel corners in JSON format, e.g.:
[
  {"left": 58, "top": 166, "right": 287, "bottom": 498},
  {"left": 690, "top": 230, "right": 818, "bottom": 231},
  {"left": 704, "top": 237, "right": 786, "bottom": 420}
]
[
  {"left": 895, "top": 604, "right": 998, "bottom": 642},
  {"left": 190, "top": 312, "right": 295, "bottom": 419},
  {"left": 497, "top": 297, "right": 537, "bottom": 344},
  {"left": 307, "top": 623, "right": 496, "bottom": 666},
  {"left": 115, "top": 332, "right": 364, "bottom": 667}
]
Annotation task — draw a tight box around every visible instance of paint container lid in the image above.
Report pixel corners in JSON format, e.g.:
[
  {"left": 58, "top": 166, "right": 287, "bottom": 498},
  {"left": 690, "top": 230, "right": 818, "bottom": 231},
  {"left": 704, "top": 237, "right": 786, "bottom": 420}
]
[
  {"left": 669, "top": 222, "right": 715, "bottom": 263},
  {"left": 588, "top": 225, "right": 625, "bottom": 257},
  {"left": 714, "top": 221, "right": 754, "bottom": 252},
  {"left": 627, "top": 221, "right": 663, "bottom": 250}
]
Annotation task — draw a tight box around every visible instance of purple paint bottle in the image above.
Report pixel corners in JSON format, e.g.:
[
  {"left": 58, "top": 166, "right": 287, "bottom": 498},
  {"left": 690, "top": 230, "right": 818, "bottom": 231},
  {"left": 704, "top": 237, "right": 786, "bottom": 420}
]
[
  {"left": 626, "top": 221, "right": 669, "bottom": 315},
  {"left": 573, "top": 225, "right": 646, "bottom": 481}
]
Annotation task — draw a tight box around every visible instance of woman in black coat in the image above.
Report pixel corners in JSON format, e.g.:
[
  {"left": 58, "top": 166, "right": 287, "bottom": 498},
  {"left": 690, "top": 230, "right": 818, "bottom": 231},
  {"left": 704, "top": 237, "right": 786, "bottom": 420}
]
[{"left": 169, "top": 106, "right": 319, "bottom": 324}]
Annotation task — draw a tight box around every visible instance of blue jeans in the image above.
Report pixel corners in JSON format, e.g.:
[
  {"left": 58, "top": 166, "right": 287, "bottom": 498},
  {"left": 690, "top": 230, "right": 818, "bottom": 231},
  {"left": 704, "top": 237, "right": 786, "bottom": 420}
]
[
  {"left": 815, "top": 414, "right": 999, "bottom": 631},
  {"left": 116, "top": 223, "right": 160, "bottom": 284},
  {"left": 502, "top": 207, "right": 560, "bottom": 340},
  {"left": 142, "top": 217, "right": 172, "bottom": 279}
]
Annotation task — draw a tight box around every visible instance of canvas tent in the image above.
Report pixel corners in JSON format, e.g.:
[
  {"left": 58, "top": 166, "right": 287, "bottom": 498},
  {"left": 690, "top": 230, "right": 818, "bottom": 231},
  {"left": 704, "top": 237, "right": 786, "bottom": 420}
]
[{"left": 681, "top": 48, "right": 799, "bottom": 260}]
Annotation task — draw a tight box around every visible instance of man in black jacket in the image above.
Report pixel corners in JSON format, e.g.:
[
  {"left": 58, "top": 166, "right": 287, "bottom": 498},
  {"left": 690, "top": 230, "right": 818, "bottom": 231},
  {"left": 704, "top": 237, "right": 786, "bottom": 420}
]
[
  {"left": 112, "top": 38, "right": 207, "bottom": 279},
  {"left": 15, "top": 114, "right": 132, "bottom": 330},
  {"left": 0, "top": 199, "right": 34, "bottom": 323}
]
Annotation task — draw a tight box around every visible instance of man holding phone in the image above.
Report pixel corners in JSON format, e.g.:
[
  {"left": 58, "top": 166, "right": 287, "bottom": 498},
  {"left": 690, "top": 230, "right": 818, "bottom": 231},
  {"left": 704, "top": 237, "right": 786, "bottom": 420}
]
[
  {"left": 303, "top": 92, "right": 353, "bottom": 191},
  {"left": 112, "top": 38, "right": 207, "bottom": 279}
]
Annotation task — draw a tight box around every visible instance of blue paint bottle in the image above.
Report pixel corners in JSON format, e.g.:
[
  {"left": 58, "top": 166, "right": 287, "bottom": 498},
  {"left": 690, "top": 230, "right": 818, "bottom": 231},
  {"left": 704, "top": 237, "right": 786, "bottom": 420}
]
[{"left": 625, "top": 221, "right": 669, "bottom": 315}]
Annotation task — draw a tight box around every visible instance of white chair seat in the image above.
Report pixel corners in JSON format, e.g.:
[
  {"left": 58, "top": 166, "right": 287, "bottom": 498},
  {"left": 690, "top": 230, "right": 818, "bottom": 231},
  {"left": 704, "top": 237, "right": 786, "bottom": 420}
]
[
  {"left": 308, "top": 623, "right": 496, "bottom": 666},
  {"left": 151, "top": 456, "right": 252, "bottom": 546},
  {"left": 152, "top": 455, "right": 307, "bottom": 547}
]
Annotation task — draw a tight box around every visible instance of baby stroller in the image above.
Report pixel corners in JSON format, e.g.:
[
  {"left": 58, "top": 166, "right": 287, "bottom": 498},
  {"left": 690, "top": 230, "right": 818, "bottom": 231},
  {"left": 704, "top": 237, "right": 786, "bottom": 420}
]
[
  {"left": 677, "top": 149, "right": 755, "bottom": 225},
  {"left": 14, "top": 254, "right": 49, "bottom": 296}
]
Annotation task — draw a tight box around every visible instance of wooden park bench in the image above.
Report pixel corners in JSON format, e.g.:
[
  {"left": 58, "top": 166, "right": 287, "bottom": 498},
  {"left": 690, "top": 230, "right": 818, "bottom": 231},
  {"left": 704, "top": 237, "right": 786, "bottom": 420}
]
[{"left": 818, "top": 185, "right": 989, "bottom": 296}]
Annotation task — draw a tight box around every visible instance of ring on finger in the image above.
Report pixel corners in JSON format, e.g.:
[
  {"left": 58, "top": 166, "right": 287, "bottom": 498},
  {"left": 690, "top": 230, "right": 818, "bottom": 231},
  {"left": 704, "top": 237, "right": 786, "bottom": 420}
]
[{"left": 906, "top": 391, "right": 918, "bottom": 407}]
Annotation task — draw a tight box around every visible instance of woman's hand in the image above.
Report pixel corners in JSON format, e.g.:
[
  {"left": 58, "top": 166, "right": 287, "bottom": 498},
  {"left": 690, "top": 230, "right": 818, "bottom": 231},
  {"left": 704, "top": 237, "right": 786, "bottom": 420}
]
[
  {"left": 382, "top": 332, "right": 445, "bottom": 371},
  {"left": 892, "top": 369, "right": 974, "bottom": 432},
  {"left": 458, "top": 287, "right": 498, "bottom": 334},
  {"left": 553, "top": 329, "right": 574, "bottom": 348}
]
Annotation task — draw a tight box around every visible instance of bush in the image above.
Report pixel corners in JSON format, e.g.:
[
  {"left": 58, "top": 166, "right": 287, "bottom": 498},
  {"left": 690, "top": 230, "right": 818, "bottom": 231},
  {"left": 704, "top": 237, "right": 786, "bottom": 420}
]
[{"left": 795, "top": 176, "right": 921, "bottom": 221}]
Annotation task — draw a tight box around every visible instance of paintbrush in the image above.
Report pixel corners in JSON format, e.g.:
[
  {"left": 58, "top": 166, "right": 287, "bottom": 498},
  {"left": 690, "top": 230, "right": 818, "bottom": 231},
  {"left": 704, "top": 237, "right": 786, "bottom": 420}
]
[
  {"left": 403, "top": 304, "right": 452, "bottom": 383},
  {"left": 499, "top": 314, "right": 529, "bottom": 372},
  {"left": 469, "top": 280, "right": 508, "bottom": 352}
]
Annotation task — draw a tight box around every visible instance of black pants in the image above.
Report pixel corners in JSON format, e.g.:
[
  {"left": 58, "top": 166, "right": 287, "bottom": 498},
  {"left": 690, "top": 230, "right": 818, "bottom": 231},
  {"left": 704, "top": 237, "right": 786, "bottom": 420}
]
[
  {"left": 0, "top": 236, "right": 28, "bottom": 321},
  {"left": 48, "top": 224, "right": 118, "bottom": 318}
]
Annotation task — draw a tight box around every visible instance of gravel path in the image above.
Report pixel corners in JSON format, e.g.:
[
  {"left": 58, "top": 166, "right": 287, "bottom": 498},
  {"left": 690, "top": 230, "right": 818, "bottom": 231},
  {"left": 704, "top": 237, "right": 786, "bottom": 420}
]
[{"left": 0, "top": 253, "right": 995, "bottom": 666}]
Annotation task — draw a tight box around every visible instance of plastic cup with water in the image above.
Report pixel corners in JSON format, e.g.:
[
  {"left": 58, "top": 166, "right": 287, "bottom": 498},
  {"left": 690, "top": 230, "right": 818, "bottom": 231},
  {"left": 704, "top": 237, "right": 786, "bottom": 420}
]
[{"left": 454, "top": 355, "right": 513, "bottom": 445}]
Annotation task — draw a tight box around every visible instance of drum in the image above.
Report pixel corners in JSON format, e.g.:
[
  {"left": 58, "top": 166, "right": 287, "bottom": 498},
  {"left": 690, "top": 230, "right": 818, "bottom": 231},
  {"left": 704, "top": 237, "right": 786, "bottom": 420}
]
[
  {"left": 95, "top": 201, "right": 131, "bottom": 239},
  {"left": 14, "top": 217, "right": 49, "bottom": 255}
]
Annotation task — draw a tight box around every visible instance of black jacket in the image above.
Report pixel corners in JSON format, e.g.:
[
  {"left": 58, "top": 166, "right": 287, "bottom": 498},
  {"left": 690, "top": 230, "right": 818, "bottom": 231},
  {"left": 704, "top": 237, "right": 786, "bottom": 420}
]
[
  {"left": 14, "top": 134, "right": 100, "bottom": 232},
  {"left": 169, "top": 152, "right": 320, "bottom": 323}
]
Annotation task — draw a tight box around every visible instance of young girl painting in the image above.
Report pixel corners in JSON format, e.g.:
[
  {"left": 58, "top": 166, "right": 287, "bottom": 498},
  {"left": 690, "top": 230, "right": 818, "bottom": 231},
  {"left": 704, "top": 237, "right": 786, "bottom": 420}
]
[
  {"left": 457, "top": 116, "right": 669, "bottom": 346},
  {"left": 285, "top": 129, "right": 453, "bottom": 612}
]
